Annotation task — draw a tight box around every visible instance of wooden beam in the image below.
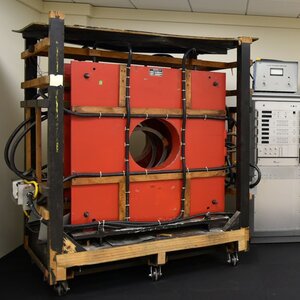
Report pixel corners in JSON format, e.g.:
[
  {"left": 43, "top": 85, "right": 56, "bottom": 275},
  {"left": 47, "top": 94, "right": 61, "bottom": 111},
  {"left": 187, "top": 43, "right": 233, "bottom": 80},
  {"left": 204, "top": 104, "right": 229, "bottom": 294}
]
[
  {"left": 73, "top": 106, "right": 226, "bottom": 117},
  {"left": 72, "top": 170, "right": 225, "bottom": 186},
  {"left": 21, "top": 76, "right": 49, "bottom": 89},
  {"left": 238, "top": 36, "right": 254, "bottom": 44},
  {"left": 25, "top": 242, "right": 49, "bottom": 281},
  {"left": 21, "top": 76, "right": 69, "bottom": 89},
  {"left": 72, "top": 176, "right": 122, "bottom": 186},
  {"left": 87, "top": 49, "right": 236, "bottom": 70},
  {"left": 21, "top": 99, "right": 49, "bottom": 108},
  {"left": 36, "top": 205, "right": 50, "bottom": 220},
  {"left": 226, "top": 90, "right": 237, "bottom": 97},
  {"left": 56, "top": 266, "right": 67, "bottom": 282},
  {"left": 21, "top": 42, "right": 238, "bottom": 70},
  {"left": 56, "top": 228, "right": 249, "bottom": 268},
  {"left": 49, "top": 248, "right": 67, "bottom": 284},
  {"left": 21, "top": 38, "right": 50, "bottom": 59},
  {"left": 184, "top": 178, "right": 191, "bottom": 218},
  {"left": 119, "top": 65, "right": 126, "bottom": 107},
  {"left": 49, "top": 11, "right": 65, "bottom": 20},
  {"left": 63, "top": 237, "right": 77, "bottom": 254},
  {"left": 157, "top": 252, "right": 167, "bottom": 265},
  {"left": 118, "top": 178, "right": 126, "bottom": 221}
]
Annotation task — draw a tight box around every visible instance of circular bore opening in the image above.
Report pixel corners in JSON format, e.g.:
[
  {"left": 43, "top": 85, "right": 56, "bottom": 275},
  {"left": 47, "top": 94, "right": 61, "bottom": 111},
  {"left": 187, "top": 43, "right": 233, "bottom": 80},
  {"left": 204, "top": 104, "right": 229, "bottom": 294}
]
[{"left": 130, "top": 119, "right": 180, "bottom": 169}]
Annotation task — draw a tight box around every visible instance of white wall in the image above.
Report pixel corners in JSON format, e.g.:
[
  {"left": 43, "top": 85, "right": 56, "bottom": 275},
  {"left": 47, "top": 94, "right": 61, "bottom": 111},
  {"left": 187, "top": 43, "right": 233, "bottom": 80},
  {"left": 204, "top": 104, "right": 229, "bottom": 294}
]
[
  {"left": 0, "top": 0, "right": 40, "bottom": 258},
  {"left": 2, "top": 0, "right": 300, "bottom": 257},
  {"left": 38, "top": 3, "right": 300, "bottom": 98},
  {"left": 92, "top": 15, "right": 300, "bottom": 100}
]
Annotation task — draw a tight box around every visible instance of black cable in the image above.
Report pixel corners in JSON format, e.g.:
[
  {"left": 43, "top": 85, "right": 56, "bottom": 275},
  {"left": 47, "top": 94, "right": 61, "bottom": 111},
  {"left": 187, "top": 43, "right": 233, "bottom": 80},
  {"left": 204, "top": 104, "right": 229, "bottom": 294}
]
[
  {"left": 249, "top": 163, "right": 261, "bottom": 188},
  {"left": 36, "top": 195, "right": 47, "bottom": 205},
  {"left": 5, "top": 110, "right": 48, "bottom": 173},
  {"left": 64, "top": 107, "right": 226, "bottom": 120},
  {"left": 38, "top": 88, "right": 48, "bottom": 99},
  {"left": 25, "top": 223, "right": 40, "bottom": 234},
  {"left": 26, "top": 192, "right": 48, "bottom": 225},
  {"left": 224, "top": 107, "right": 261, "bottom": 189},
  {"left": 225, "top": 155, "right": 235, "bottom": 188},
  {"left": 180, "top": 48, "right": 196, "bottom": 218},
  {"left": 64, "top": 211, "right": 232, "bottom": 232},
  {"left": 8, "top": 115, "right": 48, "bottom": 180},
  {"left": 152, "top": 54, "right": 174, "bottom": 58},
  {"left": 226, "top": 106, "right": 236, "bottom": 131},
  {"left": 125, "top": 45, "right": 133, "bottom": 221},
  {"left": 4, "top": 117, "right": 33, "bottom": 171},
  {"left": 225, "top": 106, "right": 237, "bottom": 188},
  {"left": 64, "top": 108, "right": 121, "bottom": 118},
  {"left": 5, "top": 113, "right": 48, "bottom": 179}
]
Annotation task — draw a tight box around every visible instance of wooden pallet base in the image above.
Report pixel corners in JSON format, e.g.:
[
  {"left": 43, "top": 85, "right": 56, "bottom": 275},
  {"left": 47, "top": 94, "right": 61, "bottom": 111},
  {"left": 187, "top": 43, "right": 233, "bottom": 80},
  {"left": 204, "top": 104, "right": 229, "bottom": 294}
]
[
  {"left": 49, "top": 227, "right": 249, "bottom": 283},
  {"left": 24, "top": 236, "right": 49, "bottom": 281}
]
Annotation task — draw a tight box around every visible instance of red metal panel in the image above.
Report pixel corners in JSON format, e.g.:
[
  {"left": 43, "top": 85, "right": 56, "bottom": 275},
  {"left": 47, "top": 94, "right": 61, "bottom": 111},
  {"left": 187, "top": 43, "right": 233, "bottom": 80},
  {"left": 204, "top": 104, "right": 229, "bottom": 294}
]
[
  {"left": 64, "top": 64, "right": 71, "bottom": 177},
  {"left": 64, "top": 114, "right": 71, "bottom": 176},
  {"left": 191, "top": 71, "right": 226, "bottom": 110},
  {"left": 186, "top": 120, "right": 226, "bottom": 168},
  {"left": 71, "top": 184, "right": 119, "bottom": 224},
  {"left": 71, "top": 61, "right": 120, "bottom": 107},
  {"left": 131, "top": 66, "right": 182, "bottom": 108},
  {"left": 64, "top": 65, "right": 71, "bottom": 202},
  {"left": 68, "top": 61, "right": 227, "bottom": 224},
  {"left": 130, "top": 180, "right": 181, "bottom": 221},
  {"left": 70, "top": 118, "right": 125, "bottom": 173},
  {"left": 190, "top": 177, "right": 225, "bottom": 215}
]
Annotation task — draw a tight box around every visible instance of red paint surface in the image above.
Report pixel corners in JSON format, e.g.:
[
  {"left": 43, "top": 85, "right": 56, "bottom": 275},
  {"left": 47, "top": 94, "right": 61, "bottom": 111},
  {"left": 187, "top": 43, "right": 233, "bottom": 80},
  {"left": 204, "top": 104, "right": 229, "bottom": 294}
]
[
  {"left": 191, "top": 71, "right": 226, "bottom": 110},
  {"left": 190, "top": 177, "right": 225, "bottom": 214},
  {"left": 68, "top": 62, "right": 226, "bottom": 224},
  {"left": 64, "top": 64, "right": 71, "bottom": 177},
  {"left": 70, "top": 118, "right": 125, "bottom": 173},
  {"left": 186, "top": 120, "right": 226, "bottom": 168},
  {"left": 130, "top": 66, "right": 182, "bottom": 108},
  {"left": 64, "top": 64, "right": 71, "bottom": 202},
  {"left": 71, "top": 61, "right": 120, "bottom": 107},
  {"left": 71, "top": 184, "right": 119, "bottom": 224},
  {"left": 130, "top": 180, "right": 181, "bottom": 221}
]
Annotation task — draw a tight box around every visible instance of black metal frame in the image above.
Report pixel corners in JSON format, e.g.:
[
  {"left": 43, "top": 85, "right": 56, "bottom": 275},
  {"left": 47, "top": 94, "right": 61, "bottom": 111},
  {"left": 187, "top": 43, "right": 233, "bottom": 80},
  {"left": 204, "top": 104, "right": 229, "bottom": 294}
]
[
  {"left": 24, "top": 38, "right": 37, "bottom": 170},
  {"left": 20, "top": 14, "right": 253, "bottom": 280},
  {"left": 46, "top": 15, "right": 65, "bottom": 254},
  {"left": 236, "top": 42, "right": 251, "bottom": 228}
]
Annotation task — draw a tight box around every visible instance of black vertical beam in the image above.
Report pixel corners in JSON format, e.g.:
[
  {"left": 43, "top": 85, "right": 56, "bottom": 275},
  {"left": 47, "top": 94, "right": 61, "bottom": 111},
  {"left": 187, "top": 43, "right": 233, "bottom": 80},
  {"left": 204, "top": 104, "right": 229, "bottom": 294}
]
[
  {"left": 24, "top": 38, "right": 37, "bottom": 238},
  {"left": 24, "top": 38, "right": 37, "bottom": 169},
  {"left": 47, "top": 14, "right": 65, "bottom": 253},
  {"left": 236, "top": 41, "right": 251, "bottom": 228},
  {"left": 24, "top": 38, "right": 38, "bottom": 99}
]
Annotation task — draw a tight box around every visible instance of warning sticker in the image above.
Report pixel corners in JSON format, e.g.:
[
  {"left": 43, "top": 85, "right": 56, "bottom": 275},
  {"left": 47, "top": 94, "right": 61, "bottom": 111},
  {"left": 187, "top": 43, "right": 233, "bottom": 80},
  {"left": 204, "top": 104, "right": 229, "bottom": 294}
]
[{"left": 149, "top": 68, "right": 163, "bottom": 77}]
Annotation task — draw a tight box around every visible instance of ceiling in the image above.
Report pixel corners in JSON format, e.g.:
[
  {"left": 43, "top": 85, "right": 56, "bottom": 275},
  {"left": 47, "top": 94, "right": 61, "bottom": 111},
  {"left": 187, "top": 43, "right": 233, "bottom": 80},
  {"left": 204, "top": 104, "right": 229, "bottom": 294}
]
[{"left": 43, "top": 0, "right": 300, "bottom": 18}]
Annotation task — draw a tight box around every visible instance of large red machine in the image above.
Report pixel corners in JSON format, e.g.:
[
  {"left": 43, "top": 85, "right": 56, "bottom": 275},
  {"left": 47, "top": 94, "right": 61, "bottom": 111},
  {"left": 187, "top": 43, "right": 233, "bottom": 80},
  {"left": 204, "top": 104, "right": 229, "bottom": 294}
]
[{"left": 66, "top": 61, "right": 226, "bottom": 224}]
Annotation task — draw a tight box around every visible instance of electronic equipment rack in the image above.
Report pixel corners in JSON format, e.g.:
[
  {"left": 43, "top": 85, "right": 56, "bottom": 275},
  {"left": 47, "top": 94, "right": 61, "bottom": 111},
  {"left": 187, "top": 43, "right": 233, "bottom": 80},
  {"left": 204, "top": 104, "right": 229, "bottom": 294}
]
[{"left": 15, "top": 11, "right": 256, "bottom": 295}]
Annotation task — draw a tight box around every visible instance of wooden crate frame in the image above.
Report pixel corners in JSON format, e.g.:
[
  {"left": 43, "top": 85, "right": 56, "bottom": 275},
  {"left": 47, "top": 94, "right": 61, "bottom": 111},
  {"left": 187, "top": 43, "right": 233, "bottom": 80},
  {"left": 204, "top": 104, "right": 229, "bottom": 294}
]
[{"left": 18, "top": 11, "right": 255, "bottom": 288}]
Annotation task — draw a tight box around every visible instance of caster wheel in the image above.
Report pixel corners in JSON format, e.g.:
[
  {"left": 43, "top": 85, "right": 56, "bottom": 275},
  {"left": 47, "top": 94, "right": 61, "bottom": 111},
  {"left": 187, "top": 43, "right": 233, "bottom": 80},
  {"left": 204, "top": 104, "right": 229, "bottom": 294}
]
[
  {"left": 227, "top": 252, "right": 239, "bottom": 267},
  {"left": 54, "top": 281, "right": 70, "bottom": 296},
  {"left": 149, "top": 266, "right": 162, "bottom": 281}
]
